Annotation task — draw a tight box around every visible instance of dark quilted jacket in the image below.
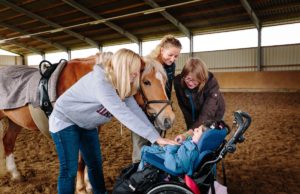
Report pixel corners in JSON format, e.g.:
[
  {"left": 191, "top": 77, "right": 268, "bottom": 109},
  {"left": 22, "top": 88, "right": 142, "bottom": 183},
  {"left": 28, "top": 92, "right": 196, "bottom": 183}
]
[{"left": 174, "top": 72, "right": 225, "bottom": 129}]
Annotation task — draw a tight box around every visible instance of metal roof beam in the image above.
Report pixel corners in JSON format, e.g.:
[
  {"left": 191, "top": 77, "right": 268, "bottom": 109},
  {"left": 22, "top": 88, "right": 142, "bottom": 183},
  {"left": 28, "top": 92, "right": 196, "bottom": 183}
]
[
  {"left": 62, "top": 0, "right": 139, "bottom": 43},
  {"left": 0, "top": 0, "right": 99, "bottom": 48},
  {"left": 144, "top": 0, "right": 191, "bottom": 37},
  {"left": 0, "top": 36, "right": 43, "bottom": 55},
  {"left": 240, "top": 0, "right": 261, "bottom": 29},
  {"left": 0, "top": 22, "right": 68, "bottom": 52}
]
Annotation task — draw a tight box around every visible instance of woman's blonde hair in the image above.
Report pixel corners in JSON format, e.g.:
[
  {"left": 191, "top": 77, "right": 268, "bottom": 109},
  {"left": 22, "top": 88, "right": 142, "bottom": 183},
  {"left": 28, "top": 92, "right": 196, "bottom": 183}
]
[
  {"left": 181, "top": 57, "right": 209, "bottom": 92},
  {"left": 95, "top": 51, "right": 113, "bottom": 65},
  {"left": 102, "top": 48, "right": 141, "bottom": 100},
  {"left": 148, "top": 34, "right": 182, "bottom": 60}
]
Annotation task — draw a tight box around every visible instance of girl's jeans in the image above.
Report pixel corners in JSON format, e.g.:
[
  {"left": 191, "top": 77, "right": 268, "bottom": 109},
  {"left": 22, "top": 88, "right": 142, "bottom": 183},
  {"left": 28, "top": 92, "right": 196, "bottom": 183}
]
[{"left": 51, "top": 125, "right": 106, "bottom": 194}]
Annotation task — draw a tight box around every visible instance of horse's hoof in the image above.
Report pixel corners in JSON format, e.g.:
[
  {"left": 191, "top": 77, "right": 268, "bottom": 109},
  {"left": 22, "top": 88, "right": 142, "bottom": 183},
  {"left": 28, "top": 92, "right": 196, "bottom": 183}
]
[
  {"left": 76, "top": 189, "right": 88, "bottom": 194},
  {"left": 86, "top": 186, "right": 93, "bottom": 194},
  {"left": 76, "top": 186, "right": 88, "bottom": 194},
  {"left": 11, "top": 174, "right": 24, "bottom": 182}
]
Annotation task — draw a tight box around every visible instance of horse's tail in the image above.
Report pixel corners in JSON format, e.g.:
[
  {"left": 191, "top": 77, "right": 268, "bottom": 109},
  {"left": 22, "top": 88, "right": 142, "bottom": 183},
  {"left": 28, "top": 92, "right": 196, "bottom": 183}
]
[{"left": 0, "top": 116, "right": 9, "bottom": 176}]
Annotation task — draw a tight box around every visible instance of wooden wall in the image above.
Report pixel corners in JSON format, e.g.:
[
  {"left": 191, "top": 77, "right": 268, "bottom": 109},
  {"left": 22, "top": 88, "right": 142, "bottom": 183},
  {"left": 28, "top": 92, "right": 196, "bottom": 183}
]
[{"left": 214, "top": 71, "right": 300, "bottom": 92}]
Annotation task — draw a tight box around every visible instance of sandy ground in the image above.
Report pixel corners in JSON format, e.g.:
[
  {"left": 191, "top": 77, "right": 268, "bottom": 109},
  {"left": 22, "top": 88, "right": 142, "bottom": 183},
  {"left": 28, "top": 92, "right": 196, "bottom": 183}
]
[{"left": 0, "top": 92, "right": 299, "bottom": 194}]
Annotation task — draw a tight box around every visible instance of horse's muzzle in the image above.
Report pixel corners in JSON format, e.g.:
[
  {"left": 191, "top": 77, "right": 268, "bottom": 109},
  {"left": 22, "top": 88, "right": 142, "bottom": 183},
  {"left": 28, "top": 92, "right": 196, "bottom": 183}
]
[{"left": 163, "top": 118, "right": 172, "bottom": 129}]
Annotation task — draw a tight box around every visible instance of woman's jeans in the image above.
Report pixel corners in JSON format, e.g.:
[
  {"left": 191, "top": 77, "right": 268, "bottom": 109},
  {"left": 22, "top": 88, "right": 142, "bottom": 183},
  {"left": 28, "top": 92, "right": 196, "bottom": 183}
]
[{"left": 51, "top": 125, "right": 106, "bottom": 194}]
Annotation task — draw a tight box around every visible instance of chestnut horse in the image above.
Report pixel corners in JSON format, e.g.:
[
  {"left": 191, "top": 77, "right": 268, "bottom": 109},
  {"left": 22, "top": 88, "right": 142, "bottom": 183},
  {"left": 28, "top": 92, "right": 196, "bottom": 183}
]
[{"left": 0, "top": 54, "right": 175, "bottom": 193}]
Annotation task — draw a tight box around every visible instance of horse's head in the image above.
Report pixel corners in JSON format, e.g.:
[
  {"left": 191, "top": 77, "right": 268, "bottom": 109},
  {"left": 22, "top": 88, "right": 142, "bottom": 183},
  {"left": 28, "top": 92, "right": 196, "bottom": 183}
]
[{"left": 135, "top": 57, "right": 175, "bottom": 130}]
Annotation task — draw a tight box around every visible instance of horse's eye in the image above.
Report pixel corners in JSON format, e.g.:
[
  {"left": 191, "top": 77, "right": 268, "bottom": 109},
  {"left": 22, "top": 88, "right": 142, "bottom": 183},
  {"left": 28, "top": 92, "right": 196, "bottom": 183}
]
[{"left": 143, "top": 80, "right": 151, "bottom": 86}]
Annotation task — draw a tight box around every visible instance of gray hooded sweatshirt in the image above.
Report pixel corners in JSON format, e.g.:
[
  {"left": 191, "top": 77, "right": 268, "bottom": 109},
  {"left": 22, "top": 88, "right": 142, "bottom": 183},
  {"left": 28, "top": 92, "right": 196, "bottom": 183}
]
[{"left": 49, "top": 65, "right": 160, "bottom": 143}]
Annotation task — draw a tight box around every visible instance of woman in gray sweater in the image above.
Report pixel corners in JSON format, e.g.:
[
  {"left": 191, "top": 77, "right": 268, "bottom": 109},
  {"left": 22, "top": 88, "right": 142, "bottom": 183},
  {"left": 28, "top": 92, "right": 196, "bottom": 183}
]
[{"left": 49, "top": 49, "right": 177, "bottom": 194}]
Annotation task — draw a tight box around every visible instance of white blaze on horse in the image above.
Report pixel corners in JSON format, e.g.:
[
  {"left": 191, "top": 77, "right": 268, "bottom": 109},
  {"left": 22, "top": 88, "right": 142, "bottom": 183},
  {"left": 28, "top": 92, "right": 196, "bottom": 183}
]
[{"left": 0, "top": 53, "right": 175, "bottom": 193}]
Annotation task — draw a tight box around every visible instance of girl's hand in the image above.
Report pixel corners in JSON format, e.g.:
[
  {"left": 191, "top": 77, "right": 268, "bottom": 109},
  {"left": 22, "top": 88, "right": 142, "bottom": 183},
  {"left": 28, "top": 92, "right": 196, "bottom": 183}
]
[{"left": 156, "top": 137, "right": 179, "bottom": 146}]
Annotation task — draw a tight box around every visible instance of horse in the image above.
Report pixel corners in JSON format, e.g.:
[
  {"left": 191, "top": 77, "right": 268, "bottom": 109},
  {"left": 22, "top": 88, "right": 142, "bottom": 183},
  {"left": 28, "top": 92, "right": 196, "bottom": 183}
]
[{"left": 0, "top": 53, "right": 175, "bottom": 193}]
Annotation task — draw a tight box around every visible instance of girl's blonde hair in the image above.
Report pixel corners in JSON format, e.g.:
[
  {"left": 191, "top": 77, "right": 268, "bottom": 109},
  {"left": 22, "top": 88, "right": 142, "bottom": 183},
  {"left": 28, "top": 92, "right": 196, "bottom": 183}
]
[
  {"left": 148, "top": 34, "right": 182, "bottom": 60},
  {"left": 102, "top": 49, "right": 141, "bottom": 100},
  {"left": 181, "top": 57, "right": 209, "bottom": 92}
]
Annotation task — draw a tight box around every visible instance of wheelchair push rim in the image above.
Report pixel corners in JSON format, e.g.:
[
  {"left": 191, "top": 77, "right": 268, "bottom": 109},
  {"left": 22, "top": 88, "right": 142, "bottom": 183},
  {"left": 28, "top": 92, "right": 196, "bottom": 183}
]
[{"left": 145, "top": 183, "right": 193, "bottom": 194}]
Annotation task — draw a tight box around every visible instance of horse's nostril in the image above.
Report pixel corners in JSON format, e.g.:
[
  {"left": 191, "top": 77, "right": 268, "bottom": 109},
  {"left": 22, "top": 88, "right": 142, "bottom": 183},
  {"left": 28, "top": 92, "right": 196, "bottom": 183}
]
[{"left": 164, "top": 118, "right": 172, "bottom": 129}]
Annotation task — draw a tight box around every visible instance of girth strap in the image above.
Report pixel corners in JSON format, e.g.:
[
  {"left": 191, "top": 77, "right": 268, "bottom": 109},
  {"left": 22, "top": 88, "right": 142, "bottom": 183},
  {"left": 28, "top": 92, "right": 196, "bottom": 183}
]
[{"left": 38, "top": 59, "right": 66, "bottom": 117}]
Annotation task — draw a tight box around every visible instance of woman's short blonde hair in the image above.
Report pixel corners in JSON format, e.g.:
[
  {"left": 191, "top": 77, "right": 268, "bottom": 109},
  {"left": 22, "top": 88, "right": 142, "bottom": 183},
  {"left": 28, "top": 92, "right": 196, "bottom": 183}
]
[
  {"left": 148, "top": 34, "right": 182, "bottom": 60},
  {"left": 181, "top": 57, "right": 209, "bottom": 92},
  {"left": 103, "top": 48, "right": 141, "bottom": 100}
]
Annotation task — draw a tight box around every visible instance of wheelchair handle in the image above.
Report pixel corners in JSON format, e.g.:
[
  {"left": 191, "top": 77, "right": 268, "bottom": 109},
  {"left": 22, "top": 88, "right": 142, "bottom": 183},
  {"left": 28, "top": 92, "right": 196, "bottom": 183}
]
[
  {"left": 220, "top": 111, "right": 251, "bottom": 157},
  {"left": 231, "top": 111, "right": 251, "bottom": 143}
]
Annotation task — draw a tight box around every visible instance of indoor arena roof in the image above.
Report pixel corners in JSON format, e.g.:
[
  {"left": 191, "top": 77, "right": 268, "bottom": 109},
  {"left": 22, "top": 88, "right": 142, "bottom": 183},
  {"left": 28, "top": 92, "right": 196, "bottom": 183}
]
[{"left": 0, "top": 0, "right": 300, "bottom": 55}]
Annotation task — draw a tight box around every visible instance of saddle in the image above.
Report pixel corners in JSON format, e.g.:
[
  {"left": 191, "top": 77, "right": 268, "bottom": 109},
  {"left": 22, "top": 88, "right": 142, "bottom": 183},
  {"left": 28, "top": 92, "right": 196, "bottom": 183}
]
[
  {"left": 0, "top": 60, "right": 66, "bottom": 109},
  {"left": 38, "top": 59, "right": 67, "bottom": 117},
  {"left": 0, "top": 59, "right": 66, "bottom": 138}
]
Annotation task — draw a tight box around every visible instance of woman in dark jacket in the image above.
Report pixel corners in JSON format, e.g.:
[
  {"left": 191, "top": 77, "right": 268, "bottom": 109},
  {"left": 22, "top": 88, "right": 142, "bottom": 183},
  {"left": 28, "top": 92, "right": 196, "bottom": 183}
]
[{"left": 174, "top": 57, "right": 225, "bottom": 130}]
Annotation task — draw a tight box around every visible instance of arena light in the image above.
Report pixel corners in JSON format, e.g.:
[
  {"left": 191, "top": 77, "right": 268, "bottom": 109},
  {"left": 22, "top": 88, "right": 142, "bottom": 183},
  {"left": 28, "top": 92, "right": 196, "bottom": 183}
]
[
  {"left": 19, "top": 35, "right": 31, "bottom": 39},
  {"left": 89, "top": 19, "right": 107, "bottom": 25},
  {"left": 50, "top": 28, "right": 64, "bottom": 33},
  {"left": 144, "top": 7, "right": 165, "bottom": 15}
]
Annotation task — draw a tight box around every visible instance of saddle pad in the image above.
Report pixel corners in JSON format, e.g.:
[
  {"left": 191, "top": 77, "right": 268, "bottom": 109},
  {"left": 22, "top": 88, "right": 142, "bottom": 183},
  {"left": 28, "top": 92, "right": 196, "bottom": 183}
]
[{"left": 0, "top": 60, "right": 66, "bottom": 109}]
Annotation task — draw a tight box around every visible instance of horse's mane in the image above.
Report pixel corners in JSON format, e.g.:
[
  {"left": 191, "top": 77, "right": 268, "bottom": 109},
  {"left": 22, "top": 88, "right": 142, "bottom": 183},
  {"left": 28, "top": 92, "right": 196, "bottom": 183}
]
[
  {"left": 67, "top": 54, "right": 167, "bottom": 82},
  {"left": 142, "top": 56, "right": 167, "bottom": 81},
  {"left": 70, "top": 52, "right": 101, "bottom": 63}
]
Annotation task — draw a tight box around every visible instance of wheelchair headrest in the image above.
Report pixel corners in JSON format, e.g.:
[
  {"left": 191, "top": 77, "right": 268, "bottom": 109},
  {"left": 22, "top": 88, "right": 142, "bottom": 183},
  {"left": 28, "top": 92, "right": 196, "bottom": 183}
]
[{"left": 196, "top": 128, "right": 228, "bottom": 153}]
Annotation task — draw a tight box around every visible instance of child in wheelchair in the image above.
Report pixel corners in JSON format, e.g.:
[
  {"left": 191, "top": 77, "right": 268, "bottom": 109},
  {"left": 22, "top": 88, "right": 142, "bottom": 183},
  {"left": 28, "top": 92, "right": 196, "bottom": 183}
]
[
  {"left": 113, "top": 111, "right": 251, "bottom": 194},
  {"left": 138, "top": 120, "right": 229, "bottom": 176}
]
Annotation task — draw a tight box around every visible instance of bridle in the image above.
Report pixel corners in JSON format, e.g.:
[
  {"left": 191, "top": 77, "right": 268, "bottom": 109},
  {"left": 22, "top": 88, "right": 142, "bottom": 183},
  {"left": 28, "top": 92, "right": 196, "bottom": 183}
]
[{"left": 139, "top": 83, "right": 172, "bottom": 124}]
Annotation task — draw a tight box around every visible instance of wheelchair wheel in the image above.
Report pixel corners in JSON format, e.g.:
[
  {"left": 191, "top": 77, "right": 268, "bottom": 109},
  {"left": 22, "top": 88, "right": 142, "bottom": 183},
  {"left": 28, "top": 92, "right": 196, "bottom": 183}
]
[{"left": 145, "top": 183, "right": 193, "bottom": 194}]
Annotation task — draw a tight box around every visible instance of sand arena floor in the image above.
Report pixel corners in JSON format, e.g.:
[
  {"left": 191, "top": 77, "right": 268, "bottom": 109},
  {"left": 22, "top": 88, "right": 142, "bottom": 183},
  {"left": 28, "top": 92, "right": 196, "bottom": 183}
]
[{"left": 0, "top": 92, "right": 299, "bottom": 194}]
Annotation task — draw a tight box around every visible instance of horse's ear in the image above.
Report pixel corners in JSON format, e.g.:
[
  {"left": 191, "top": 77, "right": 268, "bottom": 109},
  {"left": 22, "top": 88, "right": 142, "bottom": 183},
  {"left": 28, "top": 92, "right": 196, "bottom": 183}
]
[{"left": 140, "top": 58, "right": 145, "bottom": 73}]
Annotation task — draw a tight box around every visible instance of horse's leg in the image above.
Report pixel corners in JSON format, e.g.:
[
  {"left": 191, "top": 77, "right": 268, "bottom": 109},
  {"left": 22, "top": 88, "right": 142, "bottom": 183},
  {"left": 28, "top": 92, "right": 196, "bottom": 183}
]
[
  {"left": 3, "top": 118, "right": 23, "bottom": 181},
  {"left": 76, "top": 152, "right": 93, "bottom": 194},
  {"left": 75, "top": 126, "right": 101, "bottom": 194},
  {"left": 76, "top": 152, "right": 88, "bottom": 194},
  {"left": 0, "top": 116, "right": 9, "bottom": 176},
  {"left": 1, "top": 107, "right": 37, "bottom": 181},
  {"left": 84, "top": 166, "right": 93, "bottom": 193}
]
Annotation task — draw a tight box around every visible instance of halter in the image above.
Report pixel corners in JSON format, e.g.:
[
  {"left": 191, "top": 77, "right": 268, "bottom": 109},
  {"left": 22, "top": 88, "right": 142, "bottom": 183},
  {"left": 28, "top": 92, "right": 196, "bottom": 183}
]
[{"left": 139, "top": 84, "right": 172, "bottom": 124}]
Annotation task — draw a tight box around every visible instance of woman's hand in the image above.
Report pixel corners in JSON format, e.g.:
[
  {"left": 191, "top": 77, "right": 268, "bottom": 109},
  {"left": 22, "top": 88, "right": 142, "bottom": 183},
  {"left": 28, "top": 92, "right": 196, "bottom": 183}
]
[{"left": 155, "top": 137, "right": 179, "bottom": 146}]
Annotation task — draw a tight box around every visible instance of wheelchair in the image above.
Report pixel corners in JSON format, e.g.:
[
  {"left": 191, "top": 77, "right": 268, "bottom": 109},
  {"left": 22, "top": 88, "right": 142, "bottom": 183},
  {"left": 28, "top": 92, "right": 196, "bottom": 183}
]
[{"left": 142, "top": 111, "right": 252, "bottom": 194}]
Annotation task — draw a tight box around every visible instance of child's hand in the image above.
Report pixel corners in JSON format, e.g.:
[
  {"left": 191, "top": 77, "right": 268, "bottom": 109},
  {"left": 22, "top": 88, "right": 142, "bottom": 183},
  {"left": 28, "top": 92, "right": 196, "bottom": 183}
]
[
  {"left": 175, "top": 134, "right": 186, "bottom": 144},
  {"left": 175, "top": 129, "right": 194, "bottom": 143}
]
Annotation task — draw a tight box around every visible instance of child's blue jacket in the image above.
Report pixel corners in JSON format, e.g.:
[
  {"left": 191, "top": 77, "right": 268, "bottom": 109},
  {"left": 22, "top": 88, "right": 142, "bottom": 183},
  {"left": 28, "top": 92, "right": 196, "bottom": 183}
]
[{"left": 141, "top": 137, "right": 199, "bottom": 176}]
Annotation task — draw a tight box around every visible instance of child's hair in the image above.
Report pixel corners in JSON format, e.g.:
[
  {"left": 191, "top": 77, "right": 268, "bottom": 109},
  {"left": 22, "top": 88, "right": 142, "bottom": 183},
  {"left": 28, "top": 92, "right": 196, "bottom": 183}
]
[
  {"left": 148, "top": 34, "right": 182, "bottom": 59},
  {"left": 103, "top": 48, "right": 142, "bottom": 100},
  {"left": 180, "top": 57, "right": 209, "bottom": 92},
  {"left": 202, "top": 120, "right": 231, "bottom": 134}
]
